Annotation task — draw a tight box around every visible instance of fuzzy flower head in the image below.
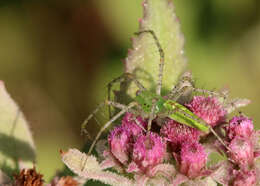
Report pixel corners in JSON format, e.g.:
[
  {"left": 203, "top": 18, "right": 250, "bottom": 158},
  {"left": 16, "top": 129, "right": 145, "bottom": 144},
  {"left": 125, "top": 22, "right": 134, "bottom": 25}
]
[
  {"left": 233, "top": 169, "right": 257, "bottom": 186},
  {"left": 186, "top": 96, "right": 226, "bottom": 127},
  {"left": 132, "top": 132, "right": 166, "bottom": 171},
  {"left": 178, "top": 141, "right": 207, "bottom": 178},
  {"left": 121, "top": 112, "right": 147, "bottom": 137},
  {"left": 227, "top": 115, "right": 254, "bottom": 140},
  {"left": 14, "top": 167, "right": 44, "bottom": 186},
  {"left": 160, "top": 119, "right": 200, "bottom": 151},
  {"left": 228, "top": 136, "right": 254, "bottom": 168},
  {"left": 108, "top": 126, "right": 131, "bottom": 164}
]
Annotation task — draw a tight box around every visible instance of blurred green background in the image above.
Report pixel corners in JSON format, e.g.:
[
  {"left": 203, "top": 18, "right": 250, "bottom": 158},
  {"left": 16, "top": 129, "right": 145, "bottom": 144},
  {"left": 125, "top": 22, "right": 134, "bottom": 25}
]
[{"left": 0, "top": 0, "right": 260, "bottom": 181}]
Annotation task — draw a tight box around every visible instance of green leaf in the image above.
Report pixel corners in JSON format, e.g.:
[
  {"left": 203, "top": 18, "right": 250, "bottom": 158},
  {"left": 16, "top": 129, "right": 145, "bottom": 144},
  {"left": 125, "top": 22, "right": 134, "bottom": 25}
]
[
  {"left": 0, "top": 81, "right": 35, "bottom": 174},
  {"left": 124, "top": 0, "right": 187, "bottom": 97}
]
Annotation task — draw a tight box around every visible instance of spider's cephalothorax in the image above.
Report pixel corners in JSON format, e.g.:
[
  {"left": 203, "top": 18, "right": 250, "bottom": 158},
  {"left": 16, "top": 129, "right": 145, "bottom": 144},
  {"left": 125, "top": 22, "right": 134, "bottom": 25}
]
[{"left": 135, "top": 91, "right": 166, "bottom": 114}]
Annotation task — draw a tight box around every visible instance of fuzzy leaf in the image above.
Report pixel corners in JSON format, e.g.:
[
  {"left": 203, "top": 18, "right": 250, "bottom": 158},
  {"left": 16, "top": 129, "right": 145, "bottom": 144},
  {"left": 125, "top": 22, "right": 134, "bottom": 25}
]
[
  {"left": 124, "top": 0, "right": 186, "bottom": 97},
  {"left": 171, "top": 173, "right": 188, "bottom": 186},
  {"left": 61, "top": 148, "right": 133, "bottom": 186},
  {"left": 210, "top": 161, "right": 234, "bottom": 186},
  {"left": 0, "top": 81, "right": 35, "bottom": 174},
  {"left": 133, "top": 163, "right": 176, "bottom": 186},
  {"left": 148, "top": 163, "right": 176, "bottom": 178},
  {"left": 182, "top": 177, "right": 217, "bottom": 186},
  {"left": 225, "top": 98, "right": 251, "bottom": 114}
]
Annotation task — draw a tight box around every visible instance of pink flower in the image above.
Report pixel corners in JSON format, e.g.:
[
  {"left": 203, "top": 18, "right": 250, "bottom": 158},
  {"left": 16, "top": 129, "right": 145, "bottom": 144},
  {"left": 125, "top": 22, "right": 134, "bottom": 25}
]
[
  {"left": 228, "top": 136, "right": 254, "bottom": 168},
  {"left": 121, "top": 112, "right": 147, "bottom": 137},
  {"left": 160, "top": 119, "right": 200, "bottom": 151},
  {"left": 108, "top": 126, "right": 131, "bottom": 164},
  {"left": 132, "top": 132, "right": 166, "bottom": 172},
  {"left": 233, "top": 169, "right": 257, "bottom": 186},
  {"left": 178, "top": 142, "right": 207, "bottom": 178},
  {"left": 186, "top": 96, "right": 226, "bottom": 127},
  {"left": 227, "top": 116, "right": 254, "bottom": 140},
  {"left": 108, "top": 113, "right": 147, "bottom": 165}
]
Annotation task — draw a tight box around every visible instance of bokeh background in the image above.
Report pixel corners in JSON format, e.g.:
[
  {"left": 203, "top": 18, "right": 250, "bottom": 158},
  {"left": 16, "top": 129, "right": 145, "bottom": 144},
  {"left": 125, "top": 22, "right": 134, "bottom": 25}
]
[{"left": 0, "top": 0, "right": 260, "bottom": 181}]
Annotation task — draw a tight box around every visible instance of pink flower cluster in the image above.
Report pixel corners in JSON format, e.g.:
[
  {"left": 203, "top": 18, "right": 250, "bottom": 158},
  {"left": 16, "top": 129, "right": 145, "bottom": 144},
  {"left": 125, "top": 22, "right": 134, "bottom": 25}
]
[
  {"left": 160, "top": 119, "right": 208, "bottom": 178},
  {"left": 105, "top": 96, "right": 259, "bottom": 185},
  {"left": 225, "top": 115, "right": 259, "bottom": 185},
  {"left": 108, "top": 113, "right": 166, "bottom": 175},
  {"left": 159, "top": 96, "right": 227, "bottom": 178},
  {"left": 160, "top": 119, "right": 200, "bottom": 151}
]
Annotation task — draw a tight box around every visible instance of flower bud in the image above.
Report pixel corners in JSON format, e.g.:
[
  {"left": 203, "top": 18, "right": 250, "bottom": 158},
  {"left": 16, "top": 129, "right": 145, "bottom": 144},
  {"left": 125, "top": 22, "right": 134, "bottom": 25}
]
[
  {"left": 233, "top": 169, "right": 257, "bottom": 186},
  {"left": 160, "top": 119, "right": 200, "bottom": 151},
  {"left": 179, "top": 142, "right": 207, "bottom": 178},
  {"left": 132, "top": 132, "right": 166, "bottom": 171},
  {"left": 122, "top": 112, "right": 147, "bottom": 136},
  {"left": 228, "top": 136, "right": 254, "bottom": 167},
  {"left": 227, "top": 116, "right": 254, "bottom": 140},
  {"left": 108, "top": 126, "right": 131, "bottom": 164},
  {"left": 186, "top": 96, "right": 226, "bottom": 127}
]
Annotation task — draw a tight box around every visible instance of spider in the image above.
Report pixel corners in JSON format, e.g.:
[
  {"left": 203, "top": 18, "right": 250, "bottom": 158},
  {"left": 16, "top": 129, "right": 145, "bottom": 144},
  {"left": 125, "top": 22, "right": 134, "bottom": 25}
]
[{"left": 81, "top": 30, "right": 231, "bottom": 157}]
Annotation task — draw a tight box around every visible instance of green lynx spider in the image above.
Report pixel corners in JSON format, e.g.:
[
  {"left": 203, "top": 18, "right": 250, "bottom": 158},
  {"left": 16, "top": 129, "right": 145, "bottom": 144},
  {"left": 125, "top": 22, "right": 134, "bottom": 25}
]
[{"left": 81, "top": 30, "right": 231, "bottom": 157}]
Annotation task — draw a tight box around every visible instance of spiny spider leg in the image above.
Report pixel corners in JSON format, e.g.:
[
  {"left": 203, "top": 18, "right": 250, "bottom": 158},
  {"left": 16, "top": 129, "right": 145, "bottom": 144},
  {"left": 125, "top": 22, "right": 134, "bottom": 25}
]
[
  {"left": 170, "top": 86, "right": 222, "bottom": 102},
  {"left": 84, "top": 108, "right": 109, "bottom": 140},
  {"left": 170, "top": 86, "right": 191, "bottom": 101},
  {"left": 106, "top": 100, "right": 147, "bottom": 132},
  {"left": 170, "top": 107, "right": 232, "bottom": 153},
  {"left": 224, "top": 98, "right": 250, "bottom": 114},
  {"left": 192, "top": 88, "right": 225, "bottom": 98},
  {"left": 147, "top": 100, "right": 156, "bottom": 131},
  {"left": 80, "top": 102, "right": 138, "bottom": 171},
  {"left": 168, "top": 72, "right": 193, "bottom": 99},
  {"left": 134, "top": 30, "right": 165, "bottom": 131},
  {"left": 208, "top": 127, "right": 232, "bottom": 154},
  {"left": 87, "top": 102, "right": 137, "bottom": 155},
  {"left": 126, "top": 73, "right": 147, "bottom": 91},
  {"left": 134, "top": 30, "right": 165, "bottom": 96},
  {"left": 107, "top": 73, "right": 146, "bottom": 119},
  {"left": 81, "top": 102, "right": 105, "bottom": 135},
  {"left": 81, "top": 100, "right": 146, "bottom": 136},
  {"left": 168, "top": 72, "right": 225, "bottom": 101}
]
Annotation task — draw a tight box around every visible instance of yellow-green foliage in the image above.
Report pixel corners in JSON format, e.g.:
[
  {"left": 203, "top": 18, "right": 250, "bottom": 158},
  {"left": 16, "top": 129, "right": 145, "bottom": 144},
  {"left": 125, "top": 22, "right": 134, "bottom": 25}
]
[
  {"left": 125, "top": 0, "right": 187, "bottom": 97},
  {"left": 0, "top": 81, "right": 35, "bottom": 175}
]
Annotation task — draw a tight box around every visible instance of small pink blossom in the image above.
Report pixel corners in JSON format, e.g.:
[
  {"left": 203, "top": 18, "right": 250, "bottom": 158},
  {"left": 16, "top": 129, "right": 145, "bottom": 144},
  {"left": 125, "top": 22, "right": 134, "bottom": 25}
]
[
  {"left": 132, "top": 132, "right": 166, "bottom": 172},
  {"left": 227, "top": 116, "right": 254, "bottom": 140},
  {"left": 178, "top": 142, "right": 207, "bottom": 178},
  {"left": 186, "top": 96, "right": 226, "bottom": 127},
  {"left": 108, "top": 126, "right": 131, "bottom": 164},
  {"left": 160, "top": 119, "right": 200, "bottom": 151},
  {"left": 121, "top": 112, "right": 147, "bottom": 136},
  {"left": 228, "top": 136, "right": 254, "bottom": 168},
  {"left": 233, "top": 169, "right": 257, "bottom": 186}
]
